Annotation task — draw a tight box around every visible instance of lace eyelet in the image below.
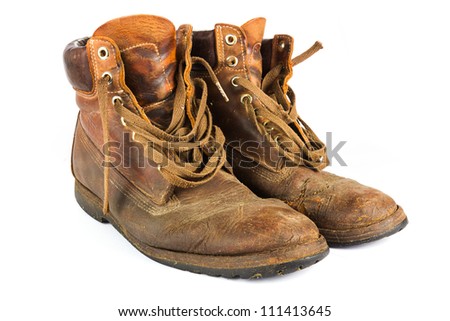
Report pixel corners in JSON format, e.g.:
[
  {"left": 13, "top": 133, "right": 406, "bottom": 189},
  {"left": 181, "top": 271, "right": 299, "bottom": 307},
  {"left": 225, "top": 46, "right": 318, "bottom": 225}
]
[
  {"left": 240, "top": 94, "right": 253, "bottom": 104},
  {"left": 278, "top": 41, "right": 285, "bottom": 51},
  {"left": 262, "top": 120, "right": 269, "bottom": 126},
  {"left": 131, "top": 131, "right": 136, "bottom": 141},
  {"left": 225, "top": 34, "right": 237, "bottom": 46},
  {"left": 102, "top": 72, "right": 112, "bottom": 84},
  {"left": 226, "top": 56, "right": 239, "bottom": 67},
  {"left": 231, "top": 76, "right": 240, "bottom": 87},
  {"left": 112, "top": 96, "right": 123, "bottom": 105},
  {"left": 98, "top": 47, "right": 109, "bottom": 60},
  {"left": 120, "top": 117, "right": 126, "bottom": 127},
  {"left": 274, "top": 135, "right": 281, "bottom": 144}
]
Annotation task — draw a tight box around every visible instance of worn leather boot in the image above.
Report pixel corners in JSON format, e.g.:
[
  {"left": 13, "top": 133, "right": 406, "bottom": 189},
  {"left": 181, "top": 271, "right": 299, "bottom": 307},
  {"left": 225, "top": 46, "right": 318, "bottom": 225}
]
[
  {"left": 191, "top": 18, "right": 408, "bottom": 246},
  {"left": 63, "top": 15, "right": 329, "bottom": 278}
]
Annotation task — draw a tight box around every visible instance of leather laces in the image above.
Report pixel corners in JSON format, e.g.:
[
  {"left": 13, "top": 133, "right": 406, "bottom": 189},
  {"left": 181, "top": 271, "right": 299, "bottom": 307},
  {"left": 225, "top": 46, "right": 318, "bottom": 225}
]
[
  {"left": 98, "top": 58, "right": 227, "bottom": 214},
  {"left": 232, "top": 41, "right": 328, "bottom": 170}
]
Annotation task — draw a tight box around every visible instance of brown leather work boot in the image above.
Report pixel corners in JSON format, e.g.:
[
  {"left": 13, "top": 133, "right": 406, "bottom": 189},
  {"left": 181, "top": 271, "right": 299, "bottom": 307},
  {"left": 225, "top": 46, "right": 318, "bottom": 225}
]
[
  {"left": 63, "top": 15, "right": 329, "bottom": 278},
  {"left": 191, "top": 18, "right": 408, "bottom": 247}
]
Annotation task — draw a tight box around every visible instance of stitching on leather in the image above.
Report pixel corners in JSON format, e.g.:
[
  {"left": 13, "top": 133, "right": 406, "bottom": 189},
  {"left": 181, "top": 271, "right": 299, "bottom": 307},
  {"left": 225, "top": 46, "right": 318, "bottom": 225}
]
[
  {"left": 107, "top": 90, "right": 124, "bottom": 95},
  {"left": 89, "top": 40, "right": 99, "bottom": 93},
  {"left": 77, "top": 125, "right": 180, "bottom": 215},
  {"left": 223, "top": 67, "right": 246, "bottom": 72},
  {"left": 225, "top": 25, "right": 248, "bottom": 80},
  {"left": 120, "top": 42, "right": 173, "bottom": 94},
  {"left": 80, "top": 131, "right": 180, "bottom": 215},
  {"left": 75, "top": 55, "right": 174, "bottom": 205},
  {"left": 121, "top": 42, "right": 155, "bottom": 52},
  {"left": 246, "top": 165, "right": 288, "bottom": 183},
  {"left": 109, "top": 178, "right": 170, "bottom": 215},
  {"left": 215, "top": 26, "right": 226, "bottom": 74},
  {"left": 215, "top": 25, "right": 249, "bottom": 80},
  {"left": 142, "top": 94, "right": 174, "bottom": 111},
  {"left": 79, "top": 132, "right": 158, "bottom": 212},
  {"left": 89, "top": 39, "right": 119, "bottom": 95}
]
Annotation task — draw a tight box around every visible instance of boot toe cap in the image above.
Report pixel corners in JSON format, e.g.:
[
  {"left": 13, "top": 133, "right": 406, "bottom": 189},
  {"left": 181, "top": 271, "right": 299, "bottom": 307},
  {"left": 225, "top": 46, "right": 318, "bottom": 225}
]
[
  {"left": 159, "top": 198, "right": 323, "bottom": 256},
  {"left": 212, "top": 200, "right": 322, "bottom": 255},
  {"left": 303, "top": 178, "right": 399, "bottom": 230}
]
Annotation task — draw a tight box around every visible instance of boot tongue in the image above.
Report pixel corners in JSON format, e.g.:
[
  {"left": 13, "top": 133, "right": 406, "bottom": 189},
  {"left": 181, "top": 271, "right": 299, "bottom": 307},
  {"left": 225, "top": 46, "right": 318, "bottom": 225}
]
[
  {"left": 240, "top": 18, "right": 266, "bottom": 87},
  {"left": 94, "top": 15, "right": 177, "bottom": 106}
]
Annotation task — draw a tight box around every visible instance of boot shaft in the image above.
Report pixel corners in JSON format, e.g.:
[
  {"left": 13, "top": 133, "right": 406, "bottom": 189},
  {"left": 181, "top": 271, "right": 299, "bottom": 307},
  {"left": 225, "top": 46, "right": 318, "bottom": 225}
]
[
  {"left": 94, "top": 15, "right": 177, "bottom": 106},
  {"left": 65, "top": 33, "right": 175, "bottom": 205},
  {"left": 191, "top": 19, "right": 327, "bottom": 171},
  {"left": 64, "top": 15, "right": 226, "bottom": 206},
  {"left": 191, "top": 19, "right": 285, "bottom": 169}
]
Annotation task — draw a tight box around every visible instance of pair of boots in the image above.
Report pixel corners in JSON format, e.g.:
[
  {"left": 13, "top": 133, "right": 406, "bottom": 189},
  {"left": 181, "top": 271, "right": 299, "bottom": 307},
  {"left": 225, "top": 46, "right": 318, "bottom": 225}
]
[{"left": 64, "top": 15, "right": 407, "bottom": 278}]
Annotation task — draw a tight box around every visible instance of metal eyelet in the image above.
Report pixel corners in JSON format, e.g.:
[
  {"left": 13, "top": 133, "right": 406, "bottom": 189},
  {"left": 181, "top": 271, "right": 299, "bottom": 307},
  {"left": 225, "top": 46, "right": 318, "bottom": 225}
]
[
  {"left": 120, "top": 117, "right": 126, "bottom": 127},
  {"left": 225, "top": 34, "right": 237, "bottom": 46},
  {"left": 102, "top": 72, "right": 113, "bottom": 84},
  {"left": 278, "top": 41, "right": 285, "bottom": 51},
  {"left": 112, "top": 96, "right": 123, "bottom": 105},
  {"left": 231, "top": 76, "right": 240, "bottom": 87},
  {"left": 240, "top": 94, "right": 253, "bottom": 104},
  {"left": 98, "top": 47, "right": 109, "bottom": 60},
  {"left": 274, "top": 135, "right": 281, "bottom": 144},
  {"left": 262, "top": 120, "right": 269, "bottom": 126},
  {"left": 226, "top": 56, "right": 239, "bottom": 67},
  {"left": 131, "top": 132, "right": 136, "bottom": 141},
  {"left": 209, "top": 145, "right": 217, "bottom": 153}
]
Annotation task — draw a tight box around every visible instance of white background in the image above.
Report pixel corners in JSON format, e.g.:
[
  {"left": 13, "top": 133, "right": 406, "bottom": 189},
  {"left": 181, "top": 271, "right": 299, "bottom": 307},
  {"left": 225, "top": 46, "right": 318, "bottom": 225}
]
[{"left": 1, "top": 0, "right": 449, "bottom": 320}]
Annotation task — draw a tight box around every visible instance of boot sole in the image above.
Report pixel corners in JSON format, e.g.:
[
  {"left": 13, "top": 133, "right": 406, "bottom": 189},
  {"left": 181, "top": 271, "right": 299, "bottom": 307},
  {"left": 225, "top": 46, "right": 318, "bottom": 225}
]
[
  {"left": 75, "top": 179, "right": 329, "bottom": 278},
  {"left": 319, "top": 205, "right": 408, "bottom": 247}
]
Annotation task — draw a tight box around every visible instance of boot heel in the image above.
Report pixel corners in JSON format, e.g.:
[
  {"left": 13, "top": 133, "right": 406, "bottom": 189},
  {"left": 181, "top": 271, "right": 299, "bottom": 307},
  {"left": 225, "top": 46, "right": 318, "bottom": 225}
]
[{"left": 74, "top": 179, "right": 109, "bottom": 223}]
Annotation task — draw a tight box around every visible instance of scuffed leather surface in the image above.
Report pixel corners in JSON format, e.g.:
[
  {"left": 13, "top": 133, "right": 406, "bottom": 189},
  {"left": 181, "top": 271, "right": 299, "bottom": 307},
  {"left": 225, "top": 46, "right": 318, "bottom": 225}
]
[
  {"left": 94, "top": 15, "right": 177, "bottom": 106},
  {"left": 194, "top": 20, "right": 402, "bottom": 232},
  {"left": 233, "top": 160, "right": 398, "bottom": 230},
  {"left": 261, "top": 38, "right": 273, "bottom": 77},
  {"left": 268, "top": 35, "right": 295, "bottom": 91},
  {"left": 241, "top": 18, "right": 265, "bottom": 87},
  {"left": 68, "top": 15, "right": 323, "bottom": 257},
  {"left": 192, "top": 30, "right": 217, "bottom": 68},
  {"left": 142, "top": 96, "right": 176, "bottom": 129},
  {"left": 63, "top": 37, "right": 93, "bottom": 92},
  {"left": 73, "top": 121, "right": 321, "bottom": 255},
  {"left": 76, "top": 37, "right": 175, "bottom": 205},
  {"left": 192, "top": 20, "right": 284, "bottom": 169}
]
